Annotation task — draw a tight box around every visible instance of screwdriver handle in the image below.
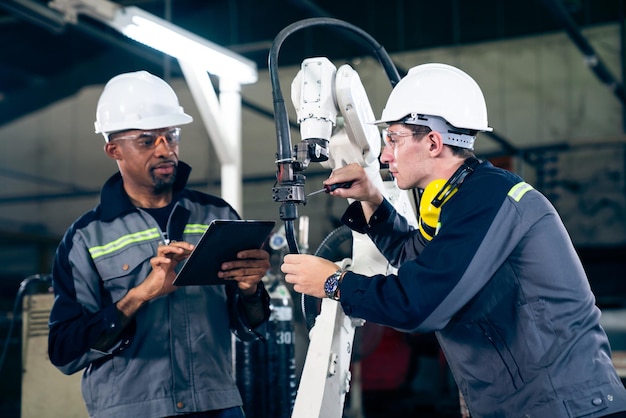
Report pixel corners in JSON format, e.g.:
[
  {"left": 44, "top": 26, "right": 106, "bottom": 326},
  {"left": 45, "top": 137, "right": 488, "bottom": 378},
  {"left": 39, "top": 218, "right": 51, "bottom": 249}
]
[{"left": 325, "top": 181, "right": 354, "bottom": 192}]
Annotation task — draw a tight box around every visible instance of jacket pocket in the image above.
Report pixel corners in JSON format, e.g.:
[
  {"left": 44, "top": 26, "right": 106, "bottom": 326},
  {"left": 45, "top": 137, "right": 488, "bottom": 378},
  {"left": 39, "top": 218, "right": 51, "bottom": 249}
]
[
  {"left": 441, "top": 318, "right": 524, "bottom": 399},
  {"left": 564, "top": 389, "right": 609, "bottom": 416},
  {"left": 94, "top": 243, "right": 154, "bottom": 301},
  {"left": 515, "top": 298, "right": 559, "bottom": 369},
  {"left": 478, "top": 320, "right": 524, "bottom": 390}
]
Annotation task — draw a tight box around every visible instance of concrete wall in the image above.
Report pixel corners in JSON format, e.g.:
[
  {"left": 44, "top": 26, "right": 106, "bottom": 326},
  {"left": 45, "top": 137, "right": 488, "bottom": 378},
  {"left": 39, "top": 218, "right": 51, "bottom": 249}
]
[{"left": 0, "top": 23, "right": 623, "bottom": 279}]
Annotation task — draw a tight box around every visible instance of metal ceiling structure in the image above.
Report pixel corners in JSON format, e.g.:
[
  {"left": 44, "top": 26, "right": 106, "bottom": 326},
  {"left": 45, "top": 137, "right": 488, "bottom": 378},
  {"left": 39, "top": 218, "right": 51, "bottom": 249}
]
[
  {"left": 0, "top": 0, "right": 622, "bottom": 129},
  {"left": 0, "top": 0, "right": 623, "bottom": 268},
  {"left": 0, "top": 3, "right": 624, "bottom": 417}
]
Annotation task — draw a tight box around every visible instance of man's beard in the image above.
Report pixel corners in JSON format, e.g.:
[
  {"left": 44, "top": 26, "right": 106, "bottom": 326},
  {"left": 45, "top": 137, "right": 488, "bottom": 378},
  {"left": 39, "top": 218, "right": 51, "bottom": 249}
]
[{"left": 152, "top": 166, "right": 177, "bottom": 192}]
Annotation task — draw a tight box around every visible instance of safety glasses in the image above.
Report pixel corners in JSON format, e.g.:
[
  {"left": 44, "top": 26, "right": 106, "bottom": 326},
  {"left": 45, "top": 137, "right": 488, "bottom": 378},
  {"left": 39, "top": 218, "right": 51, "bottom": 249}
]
[
  {"left": 109, "top": 128, "right": 181, "bottom": 150},
  {"left": 382, "top": 129, "right": 417, "bottom": 149}
]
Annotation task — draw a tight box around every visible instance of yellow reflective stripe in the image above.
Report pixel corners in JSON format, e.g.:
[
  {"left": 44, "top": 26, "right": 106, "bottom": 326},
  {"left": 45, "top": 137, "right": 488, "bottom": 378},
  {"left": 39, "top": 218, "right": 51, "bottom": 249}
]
[
  {"left": 508, "top": 182, "right": 534, "bottom": 202},
  {"left": 89, "top": 228, "right": 161, "bottom": 259},
  {"left": 184, "top": 224, "right": 210, "bottom": 235},
  {"left": 89, "top": 223, "right": 212, "bottom": 259}
]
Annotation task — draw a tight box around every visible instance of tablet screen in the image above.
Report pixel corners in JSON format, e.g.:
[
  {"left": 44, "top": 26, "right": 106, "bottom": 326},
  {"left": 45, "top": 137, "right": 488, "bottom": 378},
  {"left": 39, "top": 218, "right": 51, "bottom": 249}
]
[{"left": 172, "top": 219, "right": 276, "bottom": 286}]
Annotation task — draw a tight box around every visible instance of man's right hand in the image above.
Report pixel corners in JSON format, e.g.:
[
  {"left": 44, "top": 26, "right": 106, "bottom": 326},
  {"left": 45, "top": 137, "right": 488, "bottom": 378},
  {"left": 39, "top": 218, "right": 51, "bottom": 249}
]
[
  {"left": 117, "top": 241, "right": 195, "bottom": 318},
  {"left": 324, "top": 163, "right": 384, "bottom": 221},
  {"left": 148, "top": 241, "right": 194, "bottom": 296}
]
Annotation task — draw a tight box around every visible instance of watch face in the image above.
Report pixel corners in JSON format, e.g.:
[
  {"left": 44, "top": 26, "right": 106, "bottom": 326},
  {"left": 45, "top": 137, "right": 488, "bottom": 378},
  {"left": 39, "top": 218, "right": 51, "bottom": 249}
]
[{"left": 324, "top": 274, "right": 339, "bottom": 299}]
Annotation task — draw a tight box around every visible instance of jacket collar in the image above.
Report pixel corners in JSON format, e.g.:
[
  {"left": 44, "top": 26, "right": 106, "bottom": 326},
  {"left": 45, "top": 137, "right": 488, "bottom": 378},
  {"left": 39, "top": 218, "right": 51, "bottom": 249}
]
[{"left": 99, "top": 161, "right": 192, "bottom": 222}]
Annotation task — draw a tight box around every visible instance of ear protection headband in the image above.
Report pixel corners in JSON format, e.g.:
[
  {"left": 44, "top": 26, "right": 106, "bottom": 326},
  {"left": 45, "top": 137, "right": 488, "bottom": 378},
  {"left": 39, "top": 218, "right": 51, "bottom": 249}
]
[{"left": 418, "top": 157, "right": 481, "bottom": 242}]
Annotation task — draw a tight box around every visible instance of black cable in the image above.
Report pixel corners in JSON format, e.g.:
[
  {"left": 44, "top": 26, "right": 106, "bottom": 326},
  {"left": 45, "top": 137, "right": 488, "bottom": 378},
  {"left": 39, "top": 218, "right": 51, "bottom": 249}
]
[
  {"left": 300, "top": 225, "right": 353, "bottom": 331},
  {"left": 268, "top": 17, "right": 401, "bottom": 256},
  {"left": 269, "top": 17, "right": 400, "bottom": 165},
  {"left": 0, "top": 274, "right": 52, "bottom": 378},
  {"left": 284, "top": 219, "right": 299, "bottom": 254}
]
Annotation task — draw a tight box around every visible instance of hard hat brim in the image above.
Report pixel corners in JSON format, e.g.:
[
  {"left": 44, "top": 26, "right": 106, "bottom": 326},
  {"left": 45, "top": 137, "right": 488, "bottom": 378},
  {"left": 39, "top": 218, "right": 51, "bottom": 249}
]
[
  {"left": 95, "top": 113, "right": 193, "bottom": 134},
  {"left": 370, "top": 116, "right": 493, "bottom": 132}
]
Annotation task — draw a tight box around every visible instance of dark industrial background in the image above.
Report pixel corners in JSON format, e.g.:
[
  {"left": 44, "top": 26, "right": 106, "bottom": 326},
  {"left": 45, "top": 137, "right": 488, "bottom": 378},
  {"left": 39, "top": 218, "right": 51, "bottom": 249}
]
[{"left": 0, "top": 1, "right": 624, "bottom": 417}]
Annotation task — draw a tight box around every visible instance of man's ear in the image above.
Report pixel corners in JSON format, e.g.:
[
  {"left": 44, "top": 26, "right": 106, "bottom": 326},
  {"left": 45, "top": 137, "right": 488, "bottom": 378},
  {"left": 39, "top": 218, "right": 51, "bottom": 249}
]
[
  {"left": 104, "top": 142, "right": 122, "bottom": 160},
  {"left": 428, "top": 131, "right": 445, "bottom": 156}
]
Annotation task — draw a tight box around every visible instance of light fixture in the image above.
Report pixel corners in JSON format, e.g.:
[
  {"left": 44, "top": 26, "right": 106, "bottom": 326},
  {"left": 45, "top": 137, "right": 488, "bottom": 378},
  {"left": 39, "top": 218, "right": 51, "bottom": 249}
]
[{"left": 49, "top": 0, "right": 257, "bottom": 84}]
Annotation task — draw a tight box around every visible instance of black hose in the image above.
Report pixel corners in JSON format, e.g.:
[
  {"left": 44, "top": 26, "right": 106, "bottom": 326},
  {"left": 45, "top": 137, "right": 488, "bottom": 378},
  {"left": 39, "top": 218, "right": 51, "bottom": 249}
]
[
  {"left": 301, "top": 225, "right": 353, "bottom": 330},
  {"left": 269, "top": 17, "right": 401, "bottom": 165},
  {"left": 284, "top": 219, "right": 299, "bottom": 254},
  {"left": 268, "top": 18, "right": 401, "bottom": 255}
]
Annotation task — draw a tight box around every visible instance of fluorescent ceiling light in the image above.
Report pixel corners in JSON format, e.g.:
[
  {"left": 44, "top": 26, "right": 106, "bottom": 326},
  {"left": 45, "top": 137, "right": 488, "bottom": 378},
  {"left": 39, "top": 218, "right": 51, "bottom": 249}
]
[{"left": 108, "top": 6, "right": 257, "bottom": 85}]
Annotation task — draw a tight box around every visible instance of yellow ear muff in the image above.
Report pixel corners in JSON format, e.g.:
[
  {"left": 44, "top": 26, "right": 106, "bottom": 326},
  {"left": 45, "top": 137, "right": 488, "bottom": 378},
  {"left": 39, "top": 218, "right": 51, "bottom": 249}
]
[
  {"left": 418, "top": 179, "right": 458, "bottom": 241},
  {"left": 418, "top": 158, "right": 480, "bottom": 241}
]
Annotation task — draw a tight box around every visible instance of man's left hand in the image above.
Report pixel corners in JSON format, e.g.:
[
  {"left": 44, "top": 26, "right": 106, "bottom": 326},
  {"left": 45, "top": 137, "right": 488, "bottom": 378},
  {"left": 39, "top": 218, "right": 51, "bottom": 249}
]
[
  {"left": 281, "top": 254, "right": 340, "bottom": 298},
  {"left": 218, "top": 249, "right": 270, "bottom": 294}
]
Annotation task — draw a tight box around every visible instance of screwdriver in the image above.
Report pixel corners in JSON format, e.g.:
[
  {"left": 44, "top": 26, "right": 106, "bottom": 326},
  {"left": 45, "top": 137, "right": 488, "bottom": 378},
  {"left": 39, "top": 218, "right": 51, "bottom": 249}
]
[{"left": 307, "top": 181, "right": 354, "bottom": 196}]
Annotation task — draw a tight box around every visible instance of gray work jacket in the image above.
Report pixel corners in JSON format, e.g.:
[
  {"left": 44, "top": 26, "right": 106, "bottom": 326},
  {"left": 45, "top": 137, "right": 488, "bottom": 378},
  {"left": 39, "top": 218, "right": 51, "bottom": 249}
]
[
  {"left": 48, "top": 162, "right": 268, "bottom": 418},
  {"left": 340, "top": 161, "right": 626, "bottom": 417}
]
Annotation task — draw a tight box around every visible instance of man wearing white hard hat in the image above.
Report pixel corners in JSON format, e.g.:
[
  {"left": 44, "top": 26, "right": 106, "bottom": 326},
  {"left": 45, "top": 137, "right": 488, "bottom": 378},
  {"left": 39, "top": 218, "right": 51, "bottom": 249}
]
[
  {"left": 282, "top": 63, "right": 626, "bottom": 417},
  {"left": 48, "top": 71, "right": 270, "bottom": 418}
]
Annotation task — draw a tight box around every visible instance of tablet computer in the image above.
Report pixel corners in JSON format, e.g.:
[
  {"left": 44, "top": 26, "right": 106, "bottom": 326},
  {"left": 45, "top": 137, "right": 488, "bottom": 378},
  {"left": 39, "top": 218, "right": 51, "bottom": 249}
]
[{"left": 172, "top": 219, "right": 276, "bottom": 286}]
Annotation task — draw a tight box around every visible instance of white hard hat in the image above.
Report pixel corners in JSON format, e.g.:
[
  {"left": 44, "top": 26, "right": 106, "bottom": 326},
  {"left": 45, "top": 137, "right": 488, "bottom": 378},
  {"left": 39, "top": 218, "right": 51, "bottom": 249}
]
[
  {"left": 94, "top": 70, "right": 193, "bottom": 140},
  {"left": 375, "top": 63, "right": 492, "bottom": 149}
]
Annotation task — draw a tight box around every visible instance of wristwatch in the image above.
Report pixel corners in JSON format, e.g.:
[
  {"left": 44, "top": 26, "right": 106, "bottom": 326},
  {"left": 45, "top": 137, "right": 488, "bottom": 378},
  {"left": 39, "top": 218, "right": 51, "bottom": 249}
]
[{"left": 324, "top": 269, "right": 343, "bottom": 301}]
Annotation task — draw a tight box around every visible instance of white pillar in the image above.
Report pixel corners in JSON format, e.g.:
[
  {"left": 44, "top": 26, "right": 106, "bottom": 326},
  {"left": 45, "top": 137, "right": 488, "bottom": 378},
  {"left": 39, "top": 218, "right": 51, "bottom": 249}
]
[
  {"left": 179, "top": 61, "right": 243, "bottom": 214},
  {"left": 218, "top": 78, "right": 243, "bottom": 215}
]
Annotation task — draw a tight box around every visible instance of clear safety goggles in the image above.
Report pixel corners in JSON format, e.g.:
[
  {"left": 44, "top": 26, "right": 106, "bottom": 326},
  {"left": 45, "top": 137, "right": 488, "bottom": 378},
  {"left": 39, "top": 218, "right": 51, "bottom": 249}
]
[
  {"left": 381, "top": 128, "right": 429, "bottom": 149},
  {"left": 109, "top": 127, "right": 181, "bottom": 150}
]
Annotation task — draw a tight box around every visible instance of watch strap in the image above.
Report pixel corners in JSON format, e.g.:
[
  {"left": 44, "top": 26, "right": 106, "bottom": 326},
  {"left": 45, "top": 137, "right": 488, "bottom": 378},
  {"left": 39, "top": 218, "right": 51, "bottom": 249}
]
[{"left": 324, "top": 269, "right": 343, "bottom": 301}]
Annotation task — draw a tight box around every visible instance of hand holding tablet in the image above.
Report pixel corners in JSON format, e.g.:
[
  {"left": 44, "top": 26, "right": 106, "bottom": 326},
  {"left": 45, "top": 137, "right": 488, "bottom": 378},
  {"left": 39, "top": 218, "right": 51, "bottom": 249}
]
[{"left": 173, "top": 219, "right": 276, "bottom": 286}]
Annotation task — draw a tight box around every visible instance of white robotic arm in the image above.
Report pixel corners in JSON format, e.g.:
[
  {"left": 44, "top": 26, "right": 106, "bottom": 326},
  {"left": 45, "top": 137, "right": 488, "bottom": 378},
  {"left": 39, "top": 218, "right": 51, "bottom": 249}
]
[{"left": 289, "top": 57, "right": 417, "bottom": 418}]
